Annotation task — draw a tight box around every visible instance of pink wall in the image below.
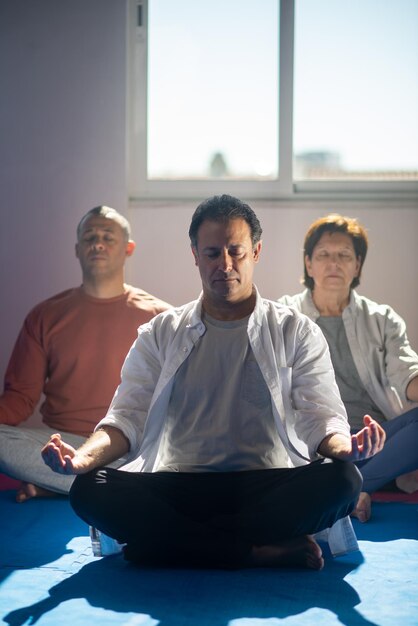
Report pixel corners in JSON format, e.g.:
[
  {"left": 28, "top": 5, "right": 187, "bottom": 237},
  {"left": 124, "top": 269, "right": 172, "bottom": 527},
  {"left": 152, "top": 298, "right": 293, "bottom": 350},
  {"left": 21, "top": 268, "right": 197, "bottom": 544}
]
[
  {"left": 1, "top": 1, "right": 417, "bottom": 428},
  {"left": 127, "top": 204, "right": 418, "bottom": 350},
  {"left": 0, "top": 0, "right": 127, "bottom": 386}
]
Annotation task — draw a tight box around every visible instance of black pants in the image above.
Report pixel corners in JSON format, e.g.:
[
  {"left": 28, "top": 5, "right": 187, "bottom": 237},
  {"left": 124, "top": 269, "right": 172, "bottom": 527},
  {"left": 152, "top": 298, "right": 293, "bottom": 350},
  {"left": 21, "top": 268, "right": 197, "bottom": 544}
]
[{"left": 70, "top": 459, "right": 362, "bottom": 568}]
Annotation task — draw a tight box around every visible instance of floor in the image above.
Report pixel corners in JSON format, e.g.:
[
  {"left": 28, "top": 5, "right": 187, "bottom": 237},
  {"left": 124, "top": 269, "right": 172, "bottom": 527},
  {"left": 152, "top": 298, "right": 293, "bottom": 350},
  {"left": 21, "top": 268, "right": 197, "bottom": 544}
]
[{"left": 1, "top": 478, "right": 417, "bottom": 626}]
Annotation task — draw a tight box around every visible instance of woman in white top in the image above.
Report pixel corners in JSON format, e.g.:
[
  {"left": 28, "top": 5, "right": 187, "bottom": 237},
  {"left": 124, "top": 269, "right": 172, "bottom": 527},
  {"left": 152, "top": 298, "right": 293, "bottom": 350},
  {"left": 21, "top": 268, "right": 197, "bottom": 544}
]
[{"left": 280, "top": 214, "right": 418, "bottom": 522}]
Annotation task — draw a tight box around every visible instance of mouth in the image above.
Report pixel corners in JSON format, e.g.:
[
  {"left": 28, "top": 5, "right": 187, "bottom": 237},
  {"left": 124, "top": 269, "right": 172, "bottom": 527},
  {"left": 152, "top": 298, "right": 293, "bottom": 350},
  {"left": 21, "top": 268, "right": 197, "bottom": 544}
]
[{"left": 213, "top": 277, "right": 238, "bottom": 284}]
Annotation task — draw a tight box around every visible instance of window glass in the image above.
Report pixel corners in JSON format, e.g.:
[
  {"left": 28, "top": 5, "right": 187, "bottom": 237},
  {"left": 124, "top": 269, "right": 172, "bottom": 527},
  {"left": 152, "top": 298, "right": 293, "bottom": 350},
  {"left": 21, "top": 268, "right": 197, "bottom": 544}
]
[
  {"left": 294, "top": 0, "right": 418, "bottom": 180},
  {"left": 148, "top": 0, "right": 278, "bottom": 180}
]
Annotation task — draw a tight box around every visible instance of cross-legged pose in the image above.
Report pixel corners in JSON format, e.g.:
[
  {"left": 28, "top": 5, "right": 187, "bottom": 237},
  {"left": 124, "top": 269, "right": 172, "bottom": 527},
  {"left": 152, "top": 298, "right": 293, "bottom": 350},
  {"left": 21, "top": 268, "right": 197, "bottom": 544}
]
[
  {"left": 280, "top": 213, "right": 418, "bottom": 522},
  {"left": 43, "top": 196, "right": 384, "bottom": 570},
  {"left": 0, "top": 205, "right": 171, "bottom": 502}
]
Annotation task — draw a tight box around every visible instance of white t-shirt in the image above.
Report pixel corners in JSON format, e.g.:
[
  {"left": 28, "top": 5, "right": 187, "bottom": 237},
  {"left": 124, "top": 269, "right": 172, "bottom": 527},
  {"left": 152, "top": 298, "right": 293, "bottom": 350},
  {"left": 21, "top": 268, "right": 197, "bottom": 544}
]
[{"left": 158, "top": 313, "right": 288, "bottom": 472}]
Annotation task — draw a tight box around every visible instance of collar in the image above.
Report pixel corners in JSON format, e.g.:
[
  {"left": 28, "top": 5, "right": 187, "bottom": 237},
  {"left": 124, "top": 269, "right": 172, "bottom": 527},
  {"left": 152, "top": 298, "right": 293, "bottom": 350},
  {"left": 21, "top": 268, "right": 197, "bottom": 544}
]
[
  {"left": 306, "top": 288, "right": 359, "bottom": 319},
  {"left": 192, "top": 285, "right": 262, "bottom": 328}
]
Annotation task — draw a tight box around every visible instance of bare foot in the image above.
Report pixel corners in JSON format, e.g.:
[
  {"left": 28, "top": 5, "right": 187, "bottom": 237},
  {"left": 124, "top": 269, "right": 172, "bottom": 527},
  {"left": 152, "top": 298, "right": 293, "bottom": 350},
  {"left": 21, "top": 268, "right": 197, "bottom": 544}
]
[
  {"left": 16, "top": 482, "right": 58, "bottom": 503},
  {"left": 350, "top": 491, "right": 371, "bottom": 523},
  {"left": 396, "top": 470, "right": 418, "bottom": 494},
  {"left": 250, "top": 535, "right": 324, "bottom": 570}
]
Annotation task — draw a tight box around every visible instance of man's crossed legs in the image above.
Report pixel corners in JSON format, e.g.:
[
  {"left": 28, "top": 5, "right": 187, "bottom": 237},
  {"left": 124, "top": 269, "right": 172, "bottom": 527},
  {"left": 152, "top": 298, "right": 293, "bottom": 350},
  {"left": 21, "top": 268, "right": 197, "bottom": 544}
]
[{"left": 70, "top": 458, "right": 362, "bottom": 570}]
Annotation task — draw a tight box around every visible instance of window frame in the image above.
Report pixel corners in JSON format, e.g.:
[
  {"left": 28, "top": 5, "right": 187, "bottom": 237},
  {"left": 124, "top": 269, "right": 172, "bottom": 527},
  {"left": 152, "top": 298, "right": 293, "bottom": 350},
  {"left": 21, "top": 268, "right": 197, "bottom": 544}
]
[{"left": 127, "top": 0, "right": 418, "bottom": 205}]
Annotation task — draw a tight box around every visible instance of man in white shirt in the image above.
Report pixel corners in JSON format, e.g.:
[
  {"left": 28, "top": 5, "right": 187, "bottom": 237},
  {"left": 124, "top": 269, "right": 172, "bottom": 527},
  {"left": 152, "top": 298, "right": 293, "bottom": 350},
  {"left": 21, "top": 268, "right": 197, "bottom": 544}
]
[{"left": 42, "top": 195, "right": 385, "bottom": 570}]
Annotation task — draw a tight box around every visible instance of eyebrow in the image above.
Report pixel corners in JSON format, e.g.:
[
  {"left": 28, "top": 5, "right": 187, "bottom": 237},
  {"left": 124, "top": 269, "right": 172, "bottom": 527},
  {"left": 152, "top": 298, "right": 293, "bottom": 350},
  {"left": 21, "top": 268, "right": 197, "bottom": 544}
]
[{"left": 202, "top": 244, "right": 245, "bottom": 251}]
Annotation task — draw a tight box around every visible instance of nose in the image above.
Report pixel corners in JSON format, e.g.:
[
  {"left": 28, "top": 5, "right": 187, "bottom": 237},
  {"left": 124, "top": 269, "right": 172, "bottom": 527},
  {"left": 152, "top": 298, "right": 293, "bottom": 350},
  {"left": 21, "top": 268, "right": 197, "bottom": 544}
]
[
  {"left": 91, "top": 238, "right": 105, "bottom": 251},
  {"left": 328, "top": 252, "right": 340, "bottom": 265},
  {"left": 219, "top": 250, "right": 233, "bottom": 272}
]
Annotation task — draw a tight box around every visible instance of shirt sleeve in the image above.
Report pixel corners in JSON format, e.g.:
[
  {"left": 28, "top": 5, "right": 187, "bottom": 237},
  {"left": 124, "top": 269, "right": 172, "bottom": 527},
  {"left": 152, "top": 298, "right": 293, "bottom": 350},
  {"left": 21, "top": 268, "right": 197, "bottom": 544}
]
[
  {"left": 96, "top": 321, "right": 162, "bottom": 456},
  {"left": 382, "top": 305, "right": 418, "bottom": 405},
  {"left": 287, "top": 315, "right": 350, "bottom": 458},
  {"left": 0, "top": 312, "right": 47, "bottom": 425}
]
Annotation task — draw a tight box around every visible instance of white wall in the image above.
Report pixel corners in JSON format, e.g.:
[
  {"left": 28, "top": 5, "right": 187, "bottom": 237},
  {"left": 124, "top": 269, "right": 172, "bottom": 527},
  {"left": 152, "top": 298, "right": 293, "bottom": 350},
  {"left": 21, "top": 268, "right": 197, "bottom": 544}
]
[{"left": 1, "top": 1, "right": 417, "bottom": 429}]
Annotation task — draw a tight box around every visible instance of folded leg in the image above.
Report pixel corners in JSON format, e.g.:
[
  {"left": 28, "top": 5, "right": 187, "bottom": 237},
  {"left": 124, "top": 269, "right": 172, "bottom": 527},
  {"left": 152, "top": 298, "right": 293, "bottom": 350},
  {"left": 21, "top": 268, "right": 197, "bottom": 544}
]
[
  {"left": 356, "top": 407, "right": 418, "bottom": 493},
  {"left": 70, "top": 459, "right": 361, "bottom": 569}
]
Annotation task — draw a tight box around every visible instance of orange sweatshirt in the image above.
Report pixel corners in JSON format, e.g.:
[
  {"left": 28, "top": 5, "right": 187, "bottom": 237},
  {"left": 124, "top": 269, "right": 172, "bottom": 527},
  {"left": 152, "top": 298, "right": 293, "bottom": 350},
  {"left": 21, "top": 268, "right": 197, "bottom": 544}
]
[{"left": 0, "top": 286, "right": 171, "bottom": 436}]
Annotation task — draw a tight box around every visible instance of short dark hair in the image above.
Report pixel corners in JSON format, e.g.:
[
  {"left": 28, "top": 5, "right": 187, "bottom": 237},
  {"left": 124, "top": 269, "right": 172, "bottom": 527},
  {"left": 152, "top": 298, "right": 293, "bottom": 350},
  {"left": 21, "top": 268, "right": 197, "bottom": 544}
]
[
  {"left": 76, "top": 206, "right": 131, "bottom": 242},
  {"left": 189, "top": 194, "right": 262, "bottom": 249},
  {"left": 303, "top": 213, "right": 368, "bottom": 290}
]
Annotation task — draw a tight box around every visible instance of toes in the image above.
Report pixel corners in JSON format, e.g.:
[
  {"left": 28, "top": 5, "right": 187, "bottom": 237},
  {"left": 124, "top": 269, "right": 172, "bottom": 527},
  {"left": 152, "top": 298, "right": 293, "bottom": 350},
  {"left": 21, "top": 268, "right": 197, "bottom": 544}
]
[{"left": 351, "top": 492, "right": 371, "bottom": 523}]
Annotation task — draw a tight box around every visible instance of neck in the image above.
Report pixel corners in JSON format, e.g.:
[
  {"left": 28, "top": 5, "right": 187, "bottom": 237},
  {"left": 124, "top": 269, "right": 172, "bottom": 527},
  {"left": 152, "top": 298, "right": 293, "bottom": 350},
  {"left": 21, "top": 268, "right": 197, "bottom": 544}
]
[
  {"left": 312, "top": 288, "right": 350, "bottom": 316},
  {"left": 202, "top": 290, "right": 256, "bottom": 321},
  {"left": 81, "top": 276, "right": 126, "bottom": 299}
]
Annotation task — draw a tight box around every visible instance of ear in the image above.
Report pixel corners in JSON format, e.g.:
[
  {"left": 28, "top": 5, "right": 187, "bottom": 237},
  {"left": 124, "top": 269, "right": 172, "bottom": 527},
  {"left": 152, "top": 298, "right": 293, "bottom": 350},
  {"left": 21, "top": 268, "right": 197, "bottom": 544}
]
[
  {"left": 253, "top": 241, "right": 262, "bottom": 263},
  {"left": 354, "top": 256, "right": 361, "bottom": 276},
  {"left": 125, "top": 240, "right": 136, "bottom": 257},
  {"left": 75, "top": 243, "right": 80, "bottom": 259},
  {"left": 191, "top": 245, "right": 199, "bottom": 266},
  {"left": 305, "top": 254, "right": 313, "bottom": 276}
]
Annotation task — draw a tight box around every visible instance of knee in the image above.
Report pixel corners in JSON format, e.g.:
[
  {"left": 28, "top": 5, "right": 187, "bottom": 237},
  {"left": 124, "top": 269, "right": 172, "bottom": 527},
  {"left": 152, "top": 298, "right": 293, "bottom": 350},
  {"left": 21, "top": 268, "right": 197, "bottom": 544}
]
[
  {"left": 69, "top": 471, "right": 100, "bottom": 519},
  {"left": 329, "top": 460, "right": 363, "bottom": 502},
  {"left": 0, "top": 425, "right": 21, "bottom": 471},
  {"left": 399, "top": 407, "right": 418, "bottom": 429},
  {"left": 0, "top": 425, "right": 14, "bottom": 453},
  {"left": 409, "top": 411, "right": 418, "bottom": 442},
  {"left": 409, "top": 408, "right": 418, "bottom": 432},
  {"left": 390, "top": 408, "right": 418, "bottom": 443},
  {"left": 69, "top": 468, "right": 115, "bottom": 519}
]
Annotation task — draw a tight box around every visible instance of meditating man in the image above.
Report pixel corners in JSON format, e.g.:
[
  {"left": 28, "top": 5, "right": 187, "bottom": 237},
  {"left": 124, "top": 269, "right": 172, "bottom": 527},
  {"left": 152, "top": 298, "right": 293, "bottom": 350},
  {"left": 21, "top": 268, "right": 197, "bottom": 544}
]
[
  {"left": 0, "top": 205, "right": 171, "bottom": 502},
  {"left": 42, "top": 195, "right": 385, "bottom": 570}
]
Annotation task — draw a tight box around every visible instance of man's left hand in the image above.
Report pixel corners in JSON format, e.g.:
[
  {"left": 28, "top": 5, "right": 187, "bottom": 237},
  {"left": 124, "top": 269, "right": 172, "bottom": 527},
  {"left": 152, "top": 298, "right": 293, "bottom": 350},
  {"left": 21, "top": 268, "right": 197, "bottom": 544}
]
[
  {"left": 318, "top": 415, "right": 386, "bottom": 462},
  {"left": 349, "top": 415, "right": 386, "bottom": 461}
]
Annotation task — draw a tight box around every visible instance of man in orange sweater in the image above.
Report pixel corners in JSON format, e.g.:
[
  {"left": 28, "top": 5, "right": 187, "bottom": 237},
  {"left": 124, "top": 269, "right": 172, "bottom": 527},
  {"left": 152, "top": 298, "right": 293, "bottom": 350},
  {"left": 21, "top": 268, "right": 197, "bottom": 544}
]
[{"left": 0, "top": 205, "right": 171, "bottom": 502}]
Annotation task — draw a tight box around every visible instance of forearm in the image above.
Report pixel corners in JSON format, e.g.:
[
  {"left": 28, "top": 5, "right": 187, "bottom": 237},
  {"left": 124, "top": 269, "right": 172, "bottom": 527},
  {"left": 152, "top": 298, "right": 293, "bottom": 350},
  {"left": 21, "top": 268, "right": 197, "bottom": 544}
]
[
  {"left": 0, "top": 389, "right": 39, "bottom": 425},
  {"left": 74, "top": 426, "right": 130, "bottom": 470},
  {"left": 406, "top": 376, "right": 418, "bottom": 403},
  {"left": 1, "top": 320, "right": 46, "bottom": 424},
  {"left": 317, "top": 433, "right": 352, "bottom": 460},
  {"left": 318, "top": 416, "right": 385, "bottom": 462}
]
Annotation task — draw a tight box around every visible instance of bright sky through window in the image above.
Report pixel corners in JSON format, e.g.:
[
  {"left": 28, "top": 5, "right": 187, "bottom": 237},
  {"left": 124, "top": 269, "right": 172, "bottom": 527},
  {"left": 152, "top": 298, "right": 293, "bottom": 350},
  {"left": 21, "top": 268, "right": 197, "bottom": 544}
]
[
  {"left": 147, "top": 0, "right": 278, "bottom": 180},
  {"left": 146, "top": 0, "right": 418, "bottom": 181},
  {"left": 294, "top": 0, "right": 418, "bottom": 180}
]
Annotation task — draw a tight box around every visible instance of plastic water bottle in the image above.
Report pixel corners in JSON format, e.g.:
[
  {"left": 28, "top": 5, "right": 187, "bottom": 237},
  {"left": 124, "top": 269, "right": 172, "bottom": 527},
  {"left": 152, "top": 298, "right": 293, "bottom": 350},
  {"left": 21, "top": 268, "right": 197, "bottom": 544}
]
[{"left": 89, "top": 526, "right": 126, "bottom": 557}]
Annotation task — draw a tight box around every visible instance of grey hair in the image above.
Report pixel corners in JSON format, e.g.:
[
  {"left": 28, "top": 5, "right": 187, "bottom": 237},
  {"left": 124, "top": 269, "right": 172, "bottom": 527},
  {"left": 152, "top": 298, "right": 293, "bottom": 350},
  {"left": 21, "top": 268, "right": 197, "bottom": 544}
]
[{"left": 76, "top": 206, "right": 131, "bottom": 242}]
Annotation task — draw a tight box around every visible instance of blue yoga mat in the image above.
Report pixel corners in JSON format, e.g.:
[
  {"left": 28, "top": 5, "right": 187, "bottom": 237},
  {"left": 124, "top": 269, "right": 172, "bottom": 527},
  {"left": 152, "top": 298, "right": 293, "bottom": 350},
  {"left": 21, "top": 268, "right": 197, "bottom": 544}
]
[{"left": 1, "top": 490, "right": 417, "bottom": 626}]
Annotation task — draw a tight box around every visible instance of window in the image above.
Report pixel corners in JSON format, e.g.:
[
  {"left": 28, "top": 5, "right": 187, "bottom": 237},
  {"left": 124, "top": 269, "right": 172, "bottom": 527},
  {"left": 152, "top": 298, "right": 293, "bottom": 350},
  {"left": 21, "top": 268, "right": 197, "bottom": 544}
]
[
  {"left": 148, "top": 0, "right": 278, "bottom": 181},
  {"left": 128, "top": 0, "right": 418, "bottom": 202},
  {"left": 294, "top": 0, "right": 418, "bottom": 182}
]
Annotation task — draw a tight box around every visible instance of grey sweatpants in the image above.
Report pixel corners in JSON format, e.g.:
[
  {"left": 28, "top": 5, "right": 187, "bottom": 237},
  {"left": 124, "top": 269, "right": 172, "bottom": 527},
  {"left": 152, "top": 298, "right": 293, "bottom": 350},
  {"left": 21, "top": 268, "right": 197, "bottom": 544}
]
[{"left": 0, "top": 424, "right": 127, "bottom": 494}]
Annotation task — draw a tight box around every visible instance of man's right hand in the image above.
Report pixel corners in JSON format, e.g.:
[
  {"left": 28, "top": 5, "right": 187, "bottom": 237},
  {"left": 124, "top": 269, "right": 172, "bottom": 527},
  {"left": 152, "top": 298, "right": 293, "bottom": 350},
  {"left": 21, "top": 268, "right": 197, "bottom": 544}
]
[
  {"left": 41, "top": 426, "right": 130, "bottom": 476},
  {"left": 41, "top": 433, "right": 89, "bottom": 475}
]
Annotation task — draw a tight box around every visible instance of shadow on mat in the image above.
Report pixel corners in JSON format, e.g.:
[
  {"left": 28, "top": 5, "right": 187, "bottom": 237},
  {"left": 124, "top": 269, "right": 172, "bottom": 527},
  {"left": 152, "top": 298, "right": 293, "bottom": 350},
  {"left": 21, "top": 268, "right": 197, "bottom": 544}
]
[
  {"left": 3, "top": 552, "right": 379, "bottom": 626},
  {"left": 0, "top": 491, "right": 86, "bottom": 586}
]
